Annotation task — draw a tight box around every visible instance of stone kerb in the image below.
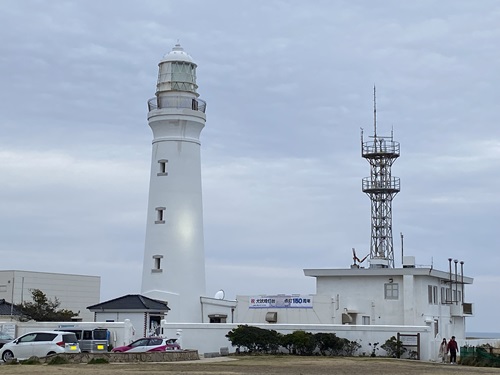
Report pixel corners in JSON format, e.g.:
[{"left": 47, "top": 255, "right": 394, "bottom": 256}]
[{"left": 41, "top": 350, "right": 199, "bottom": 363}]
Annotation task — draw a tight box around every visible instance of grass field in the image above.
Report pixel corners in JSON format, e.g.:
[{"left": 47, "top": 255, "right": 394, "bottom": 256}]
[{"left": 2, "top": 355, "right": 500, "bottom": 375}]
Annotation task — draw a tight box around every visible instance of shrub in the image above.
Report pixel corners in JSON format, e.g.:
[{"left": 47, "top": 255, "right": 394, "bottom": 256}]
[
  {"left": 381, "top": 336, "right": 406, "bottom": 358},
  {"left": 368, "top": 342, "right": 379, "bottom": 357},
  {"left": 315, "top": 332, "right": 340, "bottom": 356},
  {"left": 339, "top": 339, "right": 362, "bottom": 357},
  {"left": 283, "top": 331, "right": 316, "bottom": 356},
  {"left": 226, "top": 326, "right": 361, "bottom": 357},
  {"left": 226, "top": 325, "right": 282, "bottom": 353}
]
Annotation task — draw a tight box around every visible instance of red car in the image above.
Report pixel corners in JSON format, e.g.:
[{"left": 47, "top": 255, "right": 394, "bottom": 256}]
[{"left": 112, "top": 337, "right": 180, "bottom": 353}]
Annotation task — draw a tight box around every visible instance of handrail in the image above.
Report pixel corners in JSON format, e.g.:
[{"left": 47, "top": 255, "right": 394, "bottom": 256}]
[
  {"left": 362, "top": 177, "right": 401, "bottom": 192},
  {"left": 362, "top": 140, "right": 400, "bottom": 156},
  {"left": 148, "top": 96, "right": 206, "bottom": 113}
]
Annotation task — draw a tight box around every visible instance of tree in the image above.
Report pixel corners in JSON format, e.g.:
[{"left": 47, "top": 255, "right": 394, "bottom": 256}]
[{"left": 15, "top": 289, "right": 78, "bottom": 322}]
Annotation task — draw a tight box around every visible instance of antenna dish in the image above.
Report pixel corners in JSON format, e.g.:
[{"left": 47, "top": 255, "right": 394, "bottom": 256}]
[{"left": 214, "top": 290, "right": 225, "bottom": 300}]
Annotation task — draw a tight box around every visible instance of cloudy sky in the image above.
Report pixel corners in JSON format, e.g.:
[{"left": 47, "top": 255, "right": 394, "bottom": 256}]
[{"left": 1, "top": 1, "right": 499, "bottom": 332}]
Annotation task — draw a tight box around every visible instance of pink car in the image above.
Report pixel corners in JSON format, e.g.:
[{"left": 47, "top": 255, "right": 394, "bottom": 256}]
[{"left": 112, "top": 337, "right": 180, "bottom": 353}]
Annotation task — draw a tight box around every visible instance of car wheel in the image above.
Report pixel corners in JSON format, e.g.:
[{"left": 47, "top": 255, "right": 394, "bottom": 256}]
[
  {"left": 47, "top": 351, "right": 56, "bottom": 356},
  {"left": 2, "top": 350, "right": 14, "bottom": 362}
]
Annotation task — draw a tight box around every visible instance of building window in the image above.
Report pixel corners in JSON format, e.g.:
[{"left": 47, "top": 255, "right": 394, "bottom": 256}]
[
  {"left": 428, "top": 285, "right": 438, "bottom": 304},
  {"left": 152, "top": 255, "right": 163, "bottom": 272},
  {"left": 155, "top": 207, "right": 165, "bottom": 224},
  {"left": 362, "top": 316, "right": 371, "bottom": 325},
  {"left": 0, "top": 285, "right": 7, "bottom": 293},
  {"left": 191, "top": 99, "right": 198, "bottom": 111},
  {"left": 384, "top": 283, "right": 399, "bottom": 299},
  {"left": 157, "top": 159, "right": 168, "bottom": 176},
  {"left": 208, "top": 314, "right": 227, "bottom": 323}
]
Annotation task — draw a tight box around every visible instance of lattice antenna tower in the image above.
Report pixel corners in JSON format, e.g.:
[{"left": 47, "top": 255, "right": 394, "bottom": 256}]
[{"left": 361, "top": 87, "right": 400, "bottom": 268}]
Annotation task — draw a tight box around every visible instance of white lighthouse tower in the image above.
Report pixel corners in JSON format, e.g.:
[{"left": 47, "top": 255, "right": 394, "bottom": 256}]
[{"left": 141, "top": 44, "right": 207, "bottom": 323}]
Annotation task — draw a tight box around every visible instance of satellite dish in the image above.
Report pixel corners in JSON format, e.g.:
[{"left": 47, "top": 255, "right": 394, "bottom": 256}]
[{"left": 214, "top": 289, "right": 225, "bottom": 300}]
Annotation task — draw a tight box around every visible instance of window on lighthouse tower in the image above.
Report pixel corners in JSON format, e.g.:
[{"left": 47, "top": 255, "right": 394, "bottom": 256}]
[
  {"left": 152, "top": 255, "right": 163, "bottom": 272},
  {"left": 155, "top": 207, "right": 165, "bottom": 224},
  {"left": 157, "top": 159, "right": 168, "bottom": 176}
]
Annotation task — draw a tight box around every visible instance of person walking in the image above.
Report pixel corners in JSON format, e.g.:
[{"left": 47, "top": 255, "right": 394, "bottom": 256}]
[
  {"left": 447, "top": 336, "right": 459, "bottom": 364},
  {"left": 438, "top": 338, "right": 447, "bottom": 363}
]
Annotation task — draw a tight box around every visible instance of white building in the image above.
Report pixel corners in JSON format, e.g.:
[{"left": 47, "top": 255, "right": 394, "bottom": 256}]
[
  {"left": 87, "top": 294, "right": 169, "bottom": 338},
  {"left": 233, "top": 258, "right": 473, "bottom": 339},
  {"left": 141, "top": 44, "right": 207, "bottom": 323},
  {"left": 146, "top": 45, "right": 475, "bottom": 360},
  {"left": 0, "top": 270, "right": 100, "bottom": 322}
]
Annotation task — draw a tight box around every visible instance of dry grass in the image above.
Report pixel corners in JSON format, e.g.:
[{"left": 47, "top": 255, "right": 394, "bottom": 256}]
[{"left": 2, "top": 355, "right": 500, "bottom": 375}]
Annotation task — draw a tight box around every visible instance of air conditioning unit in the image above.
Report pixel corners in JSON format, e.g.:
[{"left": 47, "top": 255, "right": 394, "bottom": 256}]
[
  {"left": 342, "top": 313, "right": 353, "bottom": 324},
  {"left": 265, "top": 312, "right": 277, "bottom": 323},
  {"left": 403, "top": 256, "right": 416, "bottom": 268}
]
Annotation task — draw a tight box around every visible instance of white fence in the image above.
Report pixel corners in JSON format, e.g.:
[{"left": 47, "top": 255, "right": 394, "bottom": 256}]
[{"left": 161, "top": 322, "right": 433, "bottom": 360}]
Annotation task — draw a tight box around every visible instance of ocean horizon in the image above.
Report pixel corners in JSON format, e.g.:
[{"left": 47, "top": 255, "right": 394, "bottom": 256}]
[{"left": 467, "top": 332, "right": 500, "bottom": 339}]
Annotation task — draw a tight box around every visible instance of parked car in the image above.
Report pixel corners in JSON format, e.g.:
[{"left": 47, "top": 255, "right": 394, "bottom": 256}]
[
  {"left": 0, "top": 331, "right": 14, "bottom": 349},
  {"left": 55, "top": 328, "right": 109, "bottom": 353},
  {"left": 0, "top": 331, "right": 80, "bottom": 362},
  {"left": 112, "top": 337, "right": 180, "bottom": 353}
]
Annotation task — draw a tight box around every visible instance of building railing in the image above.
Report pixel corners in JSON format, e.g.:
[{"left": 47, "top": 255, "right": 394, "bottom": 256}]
[
  {"left": 148, "top": 96, "right": 207, "bottom": 113},
  {"left": 362, "top": 140, "right": 400, "bottom": 157},
  {"left": 362, "top": 177, "right": 401, "bottom": 192}
]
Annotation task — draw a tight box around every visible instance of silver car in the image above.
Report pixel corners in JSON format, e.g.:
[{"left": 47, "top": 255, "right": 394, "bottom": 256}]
[{"left": 0, "top": 331, "right": 80, "bottom": 361}]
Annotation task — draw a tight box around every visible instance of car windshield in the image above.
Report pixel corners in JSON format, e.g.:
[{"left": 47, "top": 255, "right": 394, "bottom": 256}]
[
  {"left": 149, "top": 338, "right": 163, "bottom": 345},
  {"left": 62, "top": 333, "right": 78, "bottom": 343},
  {"left": 130, "top": 339, "right": 148, "bottom": 347},
  {"left": 93, "top": 329, "right": 108, "bottom": 340}
]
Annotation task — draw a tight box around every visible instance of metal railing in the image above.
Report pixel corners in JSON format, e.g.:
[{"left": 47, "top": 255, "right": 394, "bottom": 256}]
[
  {"left": 148, "top": 96, "right": 206, "bottom": 113},
  {"left": 362, "top": 177, "right": 401, "bottom": 192},
  {"left": 362, "top": 140, "right": 400, "bottom": 157}
]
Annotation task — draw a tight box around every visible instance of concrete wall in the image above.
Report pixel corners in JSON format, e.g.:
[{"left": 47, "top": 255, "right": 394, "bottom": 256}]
[
  {"left": 161, "top": 322, "right": 433, "bottom": 360},
  {"left": 93, "top": 312, "right": 144, "bottom": 343},
  {"left": 200, "top": 297, "right": 237, "bottom": 323},
  {"left": 0, "top": 270, "right": 100, "bottom": 322},
  {"left": 38, "top": 350, "right": 199, "bottom": 363}
]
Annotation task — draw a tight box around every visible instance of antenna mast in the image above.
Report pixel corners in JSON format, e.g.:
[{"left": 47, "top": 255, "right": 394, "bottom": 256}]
[
  {"left": 373, "top": 85, "right": 377, "bottom": 140},
  {"left": 361, "top": 89, "right": 400, "bottom": 268}
]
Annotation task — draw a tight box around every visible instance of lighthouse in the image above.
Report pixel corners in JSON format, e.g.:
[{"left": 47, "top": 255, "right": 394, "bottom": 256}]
[{"left": 141, "top": 44, "right": 207, "bottom": 323}]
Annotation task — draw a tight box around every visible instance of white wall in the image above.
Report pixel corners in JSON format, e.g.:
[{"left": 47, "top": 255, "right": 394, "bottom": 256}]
[
  {"left": 93, "top": 312, "right": 144, "bottom": 341},
  {"left": 0, "top": 270, "right": 100, "bottom": 322},
  {"left": 200, "top": 297, "right": 236, "bottom": 323},
  {"left": 161, "top": 322, "right": 433, "bottom": 360},
  {"left": 311, "top": 273, "right": 467, "bottom": 339}
]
